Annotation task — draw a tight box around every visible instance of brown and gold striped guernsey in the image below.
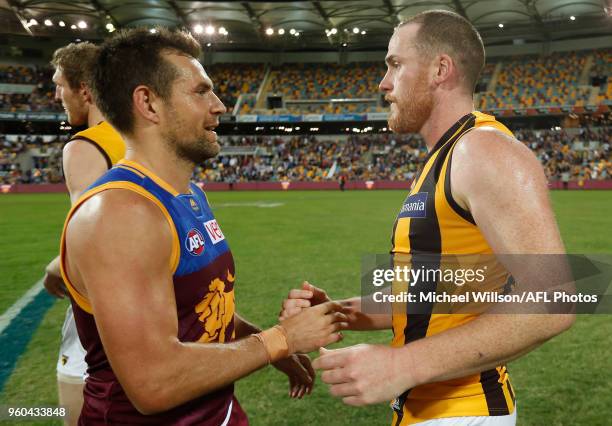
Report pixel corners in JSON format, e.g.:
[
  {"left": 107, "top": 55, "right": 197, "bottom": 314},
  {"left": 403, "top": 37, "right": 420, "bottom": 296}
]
[{"left": 390, "top": 111, "right": 516, "bottom": 425}]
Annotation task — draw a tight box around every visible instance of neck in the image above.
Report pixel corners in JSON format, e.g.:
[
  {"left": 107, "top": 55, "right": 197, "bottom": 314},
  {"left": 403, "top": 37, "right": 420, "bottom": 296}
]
[
  {"left": 123, "top": 134, "right": 194, "bottom": 194},
  {"left": 420, "top": 95, "right": 474, "bottom": 151},
  {"left": 87, "top": 105, "right": 105, "bottom": 128}
]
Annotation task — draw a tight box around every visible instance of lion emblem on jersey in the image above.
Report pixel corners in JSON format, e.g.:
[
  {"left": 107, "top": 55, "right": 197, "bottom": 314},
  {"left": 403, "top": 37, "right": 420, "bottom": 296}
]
[{"left": 195, "top": 270, "right": 235, "bottom": 343}]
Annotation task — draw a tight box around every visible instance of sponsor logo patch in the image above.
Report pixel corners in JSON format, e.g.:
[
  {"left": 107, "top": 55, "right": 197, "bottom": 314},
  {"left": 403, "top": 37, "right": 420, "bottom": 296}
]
[
  {"left": 189, "top": 198, "right": 200, "bottom": 213},
  {"left": 204, "top": 219, "right": 225, "bottom": 244},
  {"left": 185, "top": 228, "right": 205, "bottom": 256},
  {"left": 398, "top": 192, "right": 428, "bottom": 218}
]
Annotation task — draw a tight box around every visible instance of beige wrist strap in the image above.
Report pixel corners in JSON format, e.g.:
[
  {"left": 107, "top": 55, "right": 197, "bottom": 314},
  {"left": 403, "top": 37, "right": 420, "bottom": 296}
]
[{"left": 253, "top": 325, "right": 290, "bottom": 363}]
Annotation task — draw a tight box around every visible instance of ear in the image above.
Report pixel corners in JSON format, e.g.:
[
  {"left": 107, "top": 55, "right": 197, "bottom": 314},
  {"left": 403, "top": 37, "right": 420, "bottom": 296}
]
[
  {"left": 79, "top": 82, "right": 92, "bottom": 103},
  {"left": 132, "top": 85, "right": 161, "bottom": 125},
  {"left": 81, "top": 83, "right": 93, "bottom": 104},
  {"left": 433, "top": 54, "right": 455, "bottom": 86}
]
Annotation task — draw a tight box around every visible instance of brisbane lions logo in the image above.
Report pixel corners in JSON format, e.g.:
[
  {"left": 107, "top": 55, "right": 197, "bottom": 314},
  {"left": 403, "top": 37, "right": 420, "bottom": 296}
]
[
  {"left": 195, "top": 270, "right": 235, "bottom": 343},
  {"left": 185, "top": 228, "right": 205, "bottom": 256}
]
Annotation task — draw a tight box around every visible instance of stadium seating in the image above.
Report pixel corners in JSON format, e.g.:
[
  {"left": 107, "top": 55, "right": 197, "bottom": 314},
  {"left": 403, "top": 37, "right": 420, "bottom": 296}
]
[
  {"left": 3, "top": 127, "right": 609, "bottom": 184},
  {"left": 2, "top": 49, "right": 611, "bottom": 115},
  {"left": 206, "top": 63, "right": 265, "bottom": 112}
]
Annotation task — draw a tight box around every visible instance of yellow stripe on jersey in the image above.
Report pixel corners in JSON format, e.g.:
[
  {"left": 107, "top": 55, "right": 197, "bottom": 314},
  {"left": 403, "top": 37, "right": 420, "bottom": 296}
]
[
  {"left": 71, "top": 121, "right": 126, "bottom": 167},
  {"left": 390, "top": 112, "right": 515, "bottom": 425},
  {"left": 60, "top": 181, "right": 181, "bottom": 314},
  {"left": 118, "top": 159, "right": 180, "bottom": 196}
]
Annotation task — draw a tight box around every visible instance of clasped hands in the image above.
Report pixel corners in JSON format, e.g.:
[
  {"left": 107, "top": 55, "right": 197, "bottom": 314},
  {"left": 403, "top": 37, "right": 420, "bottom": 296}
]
[{"left": 279, "top": 282, "right": 415, "bottom": 406}]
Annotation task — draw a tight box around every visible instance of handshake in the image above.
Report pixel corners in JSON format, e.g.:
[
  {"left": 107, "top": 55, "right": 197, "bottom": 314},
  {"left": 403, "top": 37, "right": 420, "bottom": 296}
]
[
  {"left": 275, "top": 281, "right": 346, "bottom": 354},
  {"left": 268, "top": 281, "right": 409, "bottom": 406}
]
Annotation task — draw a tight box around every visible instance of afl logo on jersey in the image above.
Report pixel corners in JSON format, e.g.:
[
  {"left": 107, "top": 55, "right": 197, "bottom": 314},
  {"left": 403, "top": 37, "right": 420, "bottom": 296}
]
[{"left": 185, "top": 228, "right": 205, "bottom": 256}]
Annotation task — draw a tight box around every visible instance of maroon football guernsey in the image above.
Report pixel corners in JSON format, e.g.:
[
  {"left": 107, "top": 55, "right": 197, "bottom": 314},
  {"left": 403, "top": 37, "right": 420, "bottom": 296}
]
[{"left": 60, "top": 161, "right": 249, "bottom": 425}]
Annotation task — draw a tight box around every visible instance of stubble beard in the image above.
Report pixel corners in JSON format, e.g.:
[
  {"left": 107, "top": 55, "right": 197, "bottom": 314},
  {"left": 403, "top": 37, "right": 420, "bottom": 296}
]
[
  {"left": 162, "top": 112, "right": 220, "bottom": 166},
  {"left": 388, "top": 71, "right": 433, "bottom": 134}
]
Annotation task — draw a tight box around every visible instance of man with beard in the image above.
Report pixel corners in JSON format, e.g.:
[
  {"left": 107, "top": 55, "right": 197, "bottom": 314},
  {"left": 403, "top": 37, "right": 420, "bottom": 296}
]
[
  {"left": 59, "top": 28, "right": 347, "bottom": 424},
  {"left": 279, "top": 10, "right": 573, "bottom": 425},
  {"left": 44, "top": 41, "right": 126, "bottom": 426}
]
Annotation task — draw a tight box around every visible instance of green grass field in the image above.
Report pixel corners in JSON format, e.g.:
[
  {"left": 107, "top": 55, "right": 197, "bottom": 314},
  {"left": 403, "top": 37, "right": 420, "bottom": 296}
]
[{"left": 0, "top": 190, "right": 611, "bottom": 425}]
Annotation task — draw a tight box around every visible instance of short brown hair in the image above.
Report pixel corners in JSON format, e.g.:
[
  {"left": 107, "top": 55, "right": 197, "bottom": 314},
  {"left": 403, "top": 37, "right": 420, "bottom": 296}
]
[
  {"left": 91, "top": 27, "right": 201, "bottom": 134},
  {"left": 399, "top": 10, "right": 485, "bottom": 93},
  {"left": 51, "top": 42, "right": 99, "bottom": 90}
]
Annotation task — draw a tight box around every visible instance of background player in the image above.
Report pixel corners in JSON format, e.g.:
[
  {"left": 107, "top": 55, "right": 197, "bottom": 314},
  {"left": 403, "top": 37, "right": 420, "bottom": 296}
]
[
  {"left": 43, "top": 41, "right": 125, "bottom": 426},
  {"left": 60, "top": 28, "right": 346, "bottom": 424},
  {"left": 280, "top": 10, "right": 575, "bottom": 425}
]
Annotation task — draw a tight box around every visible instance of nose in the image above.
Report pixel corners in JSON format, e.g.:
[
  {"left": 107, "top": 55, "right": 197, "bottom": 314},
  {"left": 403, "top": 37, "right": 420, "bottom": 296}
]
[
  {"left": 379, "top": 70, "right": 393, "bottom": 93},
  {"left": 211, "top": 91, "right": 227, "bottom": 115},
  {"left": 54, "top": 86, "right": 61, "bottom": 102}
]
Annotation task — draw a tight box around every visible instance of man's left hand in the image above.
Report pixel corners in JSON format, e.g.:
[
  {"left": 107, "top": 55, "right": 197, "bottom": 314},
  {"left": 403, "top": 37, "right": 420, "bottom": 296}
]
[
  {"left": 273, "top": 353, "right": 315, "bottom": 398},
  {"left": 313, "top": 344, "right": 416, "bottom": 406}
]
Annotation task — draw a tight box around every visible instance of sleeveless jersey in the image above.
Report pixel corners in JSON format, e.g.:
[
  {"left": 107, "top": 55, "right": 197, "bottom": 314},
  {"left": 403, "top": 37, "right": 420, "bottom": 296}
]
[
  {"left": 70, "top": 121, "right": 125, "bottom": 169},
  {"left": 59, "top": 159, "right": 247, "bottom": 425},
  {"left": 390, "top": 112, "right": 516, "bottom": 425}
]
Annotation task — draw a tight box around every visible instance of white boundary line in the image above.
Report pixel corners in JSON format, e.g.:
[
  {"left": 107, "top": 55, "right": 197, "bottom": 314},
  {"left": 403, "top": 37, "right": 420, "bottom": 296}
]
[{"left": 0, "top": 279, "right": 44, "bottom": 335}]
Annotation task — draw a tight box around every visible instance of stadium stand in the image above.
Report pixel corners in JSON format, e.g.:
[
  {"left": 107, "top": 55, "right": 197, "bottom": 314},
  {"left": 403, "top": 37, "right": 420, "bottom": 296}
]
[
  {"left": 1, "top": 49, "right": 611, "bottom": 186},
  {"left": 1, "top": 49, "right": 611, "bottom": 115},
  {"left": 3, "top": 127, "right": 609, "bottom": 185}
]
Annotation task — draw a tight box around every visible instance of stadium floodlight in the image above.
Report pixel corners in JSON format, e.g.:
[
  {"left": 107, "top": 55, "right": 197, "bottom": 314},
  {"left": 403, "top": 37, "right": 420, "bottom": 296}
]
[
  {"left": 194, "top": 24, "right": 204, "bottom": 34},
  {"left": 278, "top": 28, "right": 285, "bottom": 35},
  {"left": 353, "top": 27, "right": 359, "bottom": 33},
  {"left": 28, "top": 19, "right": 38, "bottom": 26},
  {"left": 70, "top": 24, "right": 77, "bottom": 29},
  {"left": 106, "top": 23, "right": 115, "bottom": 32},
  {"left": 342, "top": 42, "right": 347, "bottom": 47},
  {"left": 218, "top": 27, "right": 227, "bottom": 35},
  {"left": 149, "top": 28, "right": 157, "bottom": 34},
  {"left": 206, "top": 42, "right": 212, "bottom": 47},
  {"left": 294, "top": 31, "right": 300, "bottom": 37},
  {"left": 58, "top": 20, "right": 65, "bottom": 27},
  {"left": 205, "top": 25, "right": 215, "bottom": 35},
  {"left": 498, "top": 23, "right": 504, "bottom": 28},
  {"left": 44, "top": 19, "right": 53, "bottom": 26},
  {"left": 266, "top": 28, "right": 274, "bottom": 35},
  {"left": 289, "top": 28, "right": 296, "bottom": 34},
  {"left": 331, "top": 28, "right": 337, "bottom": 34},
  {"left": 361, "top": 30, "right": 366, "bottom": 35},
  {"left": 77, "top": 20, "right": 87, "bottom": 29},
  {"left": 570, "top": 15, "right": 576, "bottom": 21}
]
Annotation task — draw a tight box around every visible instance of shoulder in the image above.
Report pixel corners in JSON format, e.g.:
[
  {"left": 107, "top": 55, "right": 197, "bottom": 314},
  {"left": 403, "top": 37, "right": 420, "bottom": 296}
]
[
  {"left": 452, "top": 126, "right": 543, "bottom": 180},
  {"left": 68, "top": 189, "right": 172, "bottom": 251}
]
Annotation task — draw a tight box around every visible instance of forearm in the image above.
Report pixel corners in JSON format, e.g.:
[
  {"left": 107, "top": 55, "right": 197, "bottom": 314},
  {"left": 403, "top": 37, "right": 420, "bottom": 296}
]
[
  {"left": 46, "top": 255, "right": 61, "bottom": 276},
  {"left": 403, "top": 313, "right": 573, "bottom": 387},
  {"left": 340, "top": 297, "right": 392, "bottom": 331},
  {"left": 120, "top": 335, "right": 269, "bottom": 414}
]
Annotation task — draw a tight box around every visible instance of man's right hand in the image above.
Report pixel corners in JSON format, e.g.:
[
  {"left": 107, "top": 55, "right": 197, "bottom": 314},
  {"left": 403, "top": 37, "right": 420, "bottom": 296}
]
[
  {"left": 280, "top": 301, "right": 347, "bottom": 354},
  {"left": 279, "top": 281, "right": 331, "bottom": 320}
]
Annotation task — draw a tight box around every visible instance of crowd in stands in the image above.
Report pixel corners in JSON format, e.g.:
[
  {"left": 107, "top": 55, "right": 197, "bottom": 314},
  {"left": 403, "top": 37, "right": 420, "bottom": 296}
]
[
  {"left": 192, "top": 126, "right": 611, "bottom": 183},
  {"left": 2, "top": 126, "right": 610, "bottom": 185},
  {"left": 517, "top": 127, "right": 611, "bottom": 182},
  {"left": 0, "top": 65, "right": 61, "bottom": 112},
  {"left": 0, "top": 134, "right": 64, "bottom": 184}
]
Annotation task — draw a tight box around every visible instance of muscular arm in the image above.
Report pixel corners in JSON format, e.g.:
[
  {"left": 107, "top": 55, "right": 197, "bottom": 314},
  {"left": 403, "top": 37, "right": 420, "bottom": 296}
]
[
  {"left": 44, "top": 139, "right": 110, "bottom": 296},
  {"left": 403, "top": 128, "right": 574, "bottom": 386},
  {"left": 65, "top": 190, "right": 343, "bottom": 414},
  {"left": 314, "top": 128, "right": 575, "bottom": 406}
]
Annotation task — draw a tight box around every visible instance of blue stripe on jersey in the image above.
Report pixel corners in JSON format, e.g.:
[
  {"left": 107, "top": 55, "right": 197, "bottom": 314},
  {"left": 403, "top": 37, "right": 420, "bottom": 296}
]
[{"left": 85, "top": 166, "right": 231, "bottom": 277}]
